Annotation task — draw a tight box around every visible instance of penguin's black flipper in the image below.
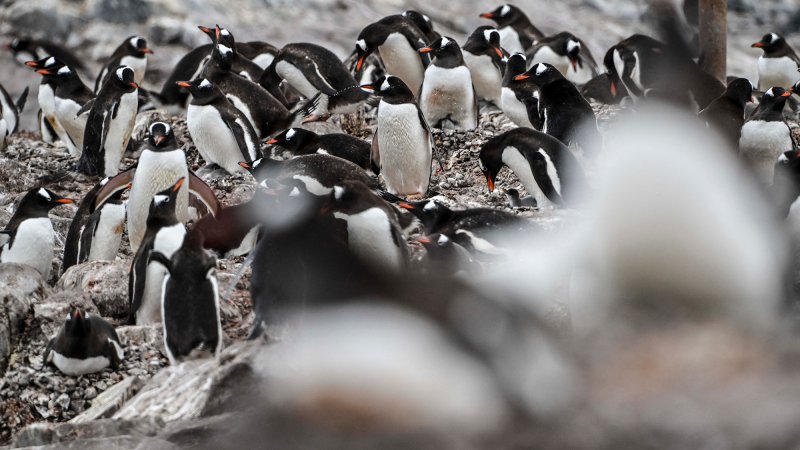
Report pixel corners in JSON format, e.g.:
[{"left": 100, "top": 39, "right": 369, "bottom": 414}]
[
  {"left": 0, "top": 230, "right": 12, "bottom": 248},
  {"left": 76, "top": 98, "right": 96, "bottom": 117},
  {"left": 370, "top": 131, "right": 381, "bottom": 176},
  {"left": 15, "top": 87, "right": 28, "bottom": 114},
  {"left": 528, "top": 153, "right": 564, "bottom": 205},
  {"left": 128, "top": 241, "right": 153, "bottom": 325},
  {"left": 188, "top": 172, "right": 221, "bottom": 217},
  {"left": 94, "top": 167, "right": 135, "bottom": 211},
  {"left": 78, "top": 209, "right": 102, "bottom": 264},
  {"left": 219, "top": 108, "right": 259, "bottom": 162},
  {"left": 43, "top": 338, "right": 55, "bottom": 366}
]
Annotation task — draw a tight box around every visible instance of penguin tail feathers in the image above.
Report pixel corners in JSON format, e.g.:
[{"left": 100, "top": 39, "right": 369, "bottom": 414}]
[
  {"left": 296, "top": 93, "right": 323, "bottom": 119},
  {"left": 15, "top": 87, "right": 28, "bottom": 114}
]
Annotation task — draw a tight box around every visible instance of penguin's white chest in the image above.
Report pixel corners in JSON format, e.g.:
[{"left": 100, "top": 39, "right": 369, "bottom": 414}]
[
  {"left": 501, "top": 88, "right": 533, "bottom": 128},
  {"left": 378, "top": 33, "right": 425, "bottom": 95},
  {"left": 501, "top": 146, "right": 557, "bottom": 208},
  {"left": 463, "top": 52, "right": 502, "bottom": 105},
  {"left": 38, "top": 84, "right": 56, "bottom": 117},
  {"left": 87, "top": 202, "right": 126, "bottom": 262},
  {"left": 757, "top": 56, "right": 798, "bottom": 90},
  {"left": 55, "top": 97, "right": 88, "bottom": 153},
  {"left": 334, "top": 207, "right": 404, "bottom": 270},
  {"left": 251, "top": 53, "right": 275, "bottom": 70},
  {"left": 614, "top": 49, "right": 642, "bottom": 95},
  {"left": 51, "top": 352, "right": 110, "bottom": 376},
  {"left": 0, "top": 91, "right": 16, "bottom": 133},
  {"left": 531, "top": 46, "right": 569, "bottom": 75},
  {"left": 120, "top": 55, "right": 147, "bottom": 85},
  {"left": 567, "top": 58, "right": 596, "bottom": 85},
  {"left": 1, "top": 217, "right": 54, "bottom": 278},
  {"left": 186, "top": 104, "right": 248, "bottom": 174},
  {"left": 377, "top": 101, "right": 432, "bottom": 196},
  {"left": 498, "top": 27, "right": 524, "bottom": 54},
  {"left": 102, "top": 90, "right": 139, "bottom": 176},
  {"left": 420, "top": 65, "right": 476, "bottom": 130},
  {"left": 138, "top": 224, "right": 185, "bottom": 325},
  {"left": 739, "top": 119, "right": 791, "bottom": 184}
]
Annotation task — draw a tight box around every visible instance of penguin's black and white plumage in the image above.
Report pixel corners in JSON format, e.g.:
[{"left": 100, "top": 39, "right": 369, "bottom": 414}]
[
  {"left": 479, "top": 127, "right": 586, "bottom": 208},
  {"left": 240, "top": 153, "right": 379, "bottom": 193},
  {"left": 77, "top": 66, "right": 139, "bottom": 176},
  {"left": 752, "top": 32, "right": 800, "bottom": 91},
  {"left": 63, "top": 176, "right": 122, "bottom": 272},
  {"left": 462, "top": 26, "right": 506, "bottom": 106},
  {"left": 698, "top": 78, "right": 754, "bottom": 150},
  {"left": 129, "top": 178, "right": 186, "bottom": 325},
  {"left": 0, "top": 110, "right": 6, "bottom": 152},
  {"left": 529, "top": 31, "right": 598, "bottom": 85},
  {"left": 94, "top": 36, "right": 152, "bottom": 93},
  {"left": 267, "top": 127, "right": 375, "bottom": 173},
  {"left": 419, "top": 36, "right": 478, "bottom": 130},
  {"left": 501, "top": 53, "right": 538, "bottom": 129},
  {"left": 202, "top": 43, "right": 293, "bottom": 139},
  {"left": 181, "top": 78, "right": 260, "bottom": 174},
  {"left": 353, "top": 15, "right": 430, "bottom": 96},
  {"left": 78, "top": 187, "right": 126, "bottom": 264},
  {"left": 0, "top": 187, "right": 74, "bottom": 279},
  {"left": 206, "top": 25, "right": 264, "bottom": 81},
  {"left": 36, "top": 63, "right": 93, "bottom": 156},
  {"left": 150, "top": 229, "right": 221, "bottom": 364},
  {"left": 258, "top": 42, "right": 368, "bottom": 121},
  {"left": 7, "top": 37, "right": 86, "bottom": 72},
  {"left": 580, "top": 72, "right": 626, "bottom": 104},
  {"left": 513, "top": 63, "right": 599, "bottom": 153},
  {"left": 44, "top": 308, "right": 124, "bottom": 376},
  {"left": 479, "top": 4, "right": 544, "bottom": 54},
  {"left": 325, "top": 180, "right": 408, "bottom": 270},
  {"left": 361, "top": 76, "right": 433, "bottom": 197},
  {"left": 26, "top": 57, "right": 64, "bottom": 146},
  {"left": 739, "top": 87, "right": 795, "bottom": 185},
  {"left": 417, "top": 233, "right": 481, "bottom": 277},
  {"left": 402, "top": 10, "right": 441, "bottom": 42},
  {"left": 0, "top": 81, "right": 28, "bottom": 135},
  {"left": 605, "top": 34, "right": 666, "bottom": 100}
]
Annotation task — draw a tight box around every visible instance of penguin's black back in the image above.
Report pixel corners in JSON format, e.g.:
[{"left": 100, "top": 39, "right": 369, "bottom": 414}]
[{"left": 50, "top": 315, "right": 120, "bottom": 359}]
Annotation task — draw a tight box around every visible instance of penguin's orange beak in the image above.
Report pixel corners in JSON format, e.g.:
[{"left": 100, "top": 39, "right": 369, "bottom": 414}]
[
  {"left": 238, "top": 162, "right": 252, "bottom": 170},
  {"left": 141, "top": 48, "right": 153, "bottom": 54},
  {"left": 480, "top": 12, "right": 495, "bottom": 19},
  {"left": 266, "top": 138, "right": 279, "bottom": 145},
  {"left": 484, "top": 172, "right": 495, "bottom": 192},
  {"left": 513, "top": 74, "right": 530, "bottom": 81},
  {"left": 25, "top": 60, "right": 38, "bottom": 68},
  {"left": 176, "top": 81, "right": 192, "bottom": 88},
  {"left": 397, "top": 202, "right": 415, "bottom": 210},
  {"left": 417, "top": 236, "right": 431, "bottom": 244},
  {"left": 154, "top": 135, "right": 166, "bottom": 146},
  {"left": 569, "top": 57, "right": 578, "bottom": 71},
  {"left": 610, "top": 80, "right": 617, "bottom": 96},
  {"left": 359, "top": 83, "right": 375, "bottom": 92},
  {"left": 494, "top": 47, "right": 503, "bottom": 58},
  {"left": 173, "top": 178, "right": 185, "bottom": 191},
  {"left": 356, "top": 54, "right": 367, "bottom": 72},
  {"left": 781, "top": 90, "right": 792, "bottom": 97},
  {"left": 130, "top": 82, "right": 139, "bottom": 89},
  {"left": 419, "top": 47, "right": 433, "bottom": 53},
  {"left": 55, "top": 198, "right": 74, "bottom": 204},
  {"left": 751, "top": 42, "right": 764, "bottom": 48},
  {"left": 35, "top": 69, "right": 51, "bottom": 75},
  {"left": 198, "top": 25, "right": 211, "bottom": 33}
]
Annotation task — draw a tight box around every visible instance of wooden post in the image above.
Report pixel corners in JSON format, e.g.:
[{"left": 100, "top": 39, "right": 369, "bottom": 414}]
[{"left": 698, "top": 0, "right": 727, "bottom": 82}]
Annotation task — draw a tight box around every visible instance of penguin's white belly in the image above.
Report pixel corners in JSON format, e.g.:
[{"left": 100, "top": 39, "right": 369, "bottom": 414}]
[
  {"left": 1, "top": 218, "right": 54, "bottom": 278},
  {"left": 420, "top": 65, "right": 476, "bottom": 130},
  {"left": 38, "top": 84, "right": 56, "bottom": 118},
  {"left": 502, "top": 146, "right": 554, "bottom": 208},
  {"left": 463, "top": 52, "right": 502, "bottom": 105},
  {"left": 138, "top": 224, "right": 185, "bottom": 325},
  {"left": 757, "top": 56, "right": 798, "bottom": 90},
  {"left": 498, "top": 27, "right": 524, "bottom": 54},
  {"left": 276, "top": 60, "right": 319, "bottom": 99},
  {"left": 102, "top": 91, "right": 138, "bottom": 176},
  {"left": 51, "top": 352, "right": 110, "bottom": 376},
  {"left": 377, "top": 102, "right": 431, "bottom": 196},
  {"left": 186, "top": 104, "right": 249, "bottom": 174},
  {"left": 501, "top": 88, "right": 534, "bottom": 128},
  {"left": 0, "top": 91, "right": 16, "bottom": 133},
  {"left": 121, "top": 55, "right": 147, "bottom": 85},
  {"left": 0, "top": 118, "right": 6, "bottom": 150},
  {"left": 739, "top": 120, "right": 791, "bottom": 185},
  {"left": 531, "top": 46, "right": 569, "bottom": 75},
  {"left": 127, "top": 150, "right": 189, "bottom": 252},
  {"left": 55, "top": 98, "right": 88, "bottom": 152},
  {"left": 251, "top": 53, "right": 275, "bottom": 70},
  {"left": 378, "top": 33, "right": 425, "bottom": 95},
  {"left": 87, "top": 202, "right": 126, "bottom": 262},
  {"left": 39, "top": 85, "right": 70, "bottom": 148},
  {"left": 566, "top": 59, "right": 596, "bottom": 86},
  {"left": 335, "top": 208, "right": 404, "bottom": 270}
]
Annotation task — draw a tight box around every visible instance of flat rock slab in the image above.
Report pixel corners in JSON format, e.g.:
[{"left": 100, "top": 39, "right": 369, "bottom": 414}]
[{"left": 12, "top": 417, "right": 164, "bottom": 448}]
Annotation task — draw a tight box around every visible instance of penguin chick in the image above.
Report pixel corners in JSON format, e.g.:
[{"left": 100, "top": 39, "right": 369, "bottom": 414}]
[
  {"left": 502, "top": 188, "right": 537, "bottom": 209},
  {"left": 418, "top": 36, "right": 478, "bottom": 130},
  {"left": 417, "top": 233, "right": 482, "bottom": 277},
  {"left": 45, "top": 307, "right": 124, "bottom": 376},
  {"left": 267, "top": 127, "right": 376, "bottom": 173}
]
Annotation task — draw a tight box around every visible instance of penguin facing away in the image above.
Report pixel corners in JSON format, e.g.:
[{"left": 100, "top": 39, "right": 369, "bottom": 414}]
[
  {"left": 479, "top": 4, "right": 544, "bottom": 54},
  {"left": 462, "top": 26, "right": 507, "bottom": 106},
  {"left": 739, "top": 87, "right": 795, "bottom": 185},
  {"left": 752, "top": 32, "right": 800, "bottom": 91},
  {"left": 44, "top": 307, "right": 124, "bottom": 376},
  {"left": 266, "top": 127, "right": 375, "bottom": 173},
  {"left": 698, "top": 78, "right": 754, "bottom": 151},
  {"left": 401, "top": 10, "right": 441, "bottom": 43},
  {"left": 418, "top": 36, "right": 478, "bottom": 130},
  {"left": 78, "top": 186, "right": 127, "bottom": 264},
  {"left": 95, "top": 36, "right": 152, "bottom": 93}
]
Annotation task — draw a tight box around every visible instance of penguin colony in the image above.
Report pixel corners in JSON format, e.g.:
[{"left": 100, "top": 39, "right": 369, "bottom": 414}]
[{"left": 0, "top": 3, "right": 797, "bottom": 396}]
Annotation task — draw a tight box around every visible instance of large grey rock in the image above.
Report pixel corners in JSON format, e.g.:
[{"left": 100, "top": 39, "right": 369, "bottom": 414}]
[
  {"left": 3, "top": 0, "right": 82, "bottom": 41},
  {"left": 12, "top": 417, "right": 163, "bottom": 448},
  {"left": 87, "top": 0, "right": 151, "bottom": 24},
  {"left": 0, "top": 264, "right": 46, "bottom": 374},
  {"left": 71, "top": 377, "right": 146, "bottom": 424},
  {"left": 58, "top": 261, "right": 129, "bottom": 319}
]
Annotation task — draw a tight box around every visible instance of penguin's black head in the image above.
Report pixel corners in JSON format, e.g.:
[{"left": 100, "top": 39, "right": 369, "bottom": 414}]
[
  {"left": 724, "top": 78, "right": 755, "bottom": 105},
  {"left": 212, "top": 42, "right": 235, "bottom": 70},
  {"left": 396, "top": 199, "right": 451, "bottom": 233},
  {"left": 64, "top": 307, "right": 91, "bottom": 338},
  {"left": 419, "top": 36, "right": 463, "bottom": 65},
  {"left": 20, "top": 187, "right": 74, "bottom": 213},
  {"left": 239, "top": 157, "right": 275, "bottom": 181},
  {"left": 266, "top": 128, "right": 316, "bottom": 152},
  {"left": 502, "top": 53, "right": 527, "bottom": 87},
  {"left": 402, "top": 10, "right": 434, "bottom": 36},
  {"left": 126, "top": 36, "right": 153, "bottom": 57},
  {"left": 148, "top": 122, "right": 176, "bottom": 149},
  {"left": 25, "top": 56, "right": 60, "bottom": 70},
  {"left": 198, "top": 25, "right": 216, "bottom": 41},
  {"left": 467, "top": 26, "right": 505, "bottom": 59},
  {"left": 418, "top": 233, "right": 455, "bottom": 256},
  {"left": 113, "top": 65, "right": 138, "bottom": 90},
  {"left": 602, "top": 46, "right": 627, "bottom": 98},
  {"left": 479, "top": 4, "right": 522, "bottom": 27},
  {"left": 360, "top": 76, "right": 414, "bottom": 103},
  {"left": 149, "top": 178, "right": 184, "bottom": 217},
  {"left": 7, "top": 37, "right": 30, "bottom": 52},
  {"left": 752, "top": 33, "right": 787, "bottom": 54},
  {"left": 215, "top": 25, "right": 236, "bottom": 48},
  {"left": 325, "top": 180, "right": 374, "bottom": 212},
  {"left": 353, "top": 35, "right": 375, "bottom": 73},
  {"left": 792, "top": 80, "right": 800, "bottom": 97},
  {"left": 176, "top": 78, "right": 219, "bottom": 102},
  {"left": 562, "top": 34, "right": 582, "bottom": 70},
  {"left": 760, "top": 86, "right": 792, "bottom": 110},
  {"left": 514, "top": 62, "right": 563, "bottom": 86},
  {"left": 478, "top": 139, "right": 504, "bottom": 194}
]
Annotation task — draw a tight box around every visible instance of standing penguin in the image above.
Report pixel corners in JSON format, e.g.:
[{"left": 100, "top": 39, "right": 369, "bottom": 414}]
[
  {"left": 0, "top": 81, "right": 28, "bottom": 135},
  {"left": 63, "top": 176, "right": 124, "bottom": 272},
  {"left": 0, "top": 187, "right": 74, "bottom": 279},
  {"left": 479, "top": 127, "right": 586, "bottom": 208},
  {"left": 267, "top": 127, "right": 375, "bottom": 172},
  {"left": 698, "top": 78, "right": 754, "bottom": 150},
  {"left": 529, "top": 31, "right": 598, "bottom": 85},
  {"left": 462, "top": 26, "right": 506, "bottom": 106},
  {"left": 479, "top": 4, "right": 544, "bottom": 54},
  {"left": 739, "top": 87, "right": 794, "bottom": 185},
  {"left": 501, "top": 53, "right": 538, "bottom": 129},
  {"left": 150, "top": 229, "right": 222, "bottom": 364},
  {"left": 25, "top": 56, "right": 63, "bottom": 145},
  {"left": 44, "top": 308, "right": 124, "bottom": 376},
  {"left": 40, "top": 63, "right": 94, "bottom": 156},
  {"left": 181, "top": 78, "right": 260, "bottom": 174},
  {"left": 94, "top": 36, "right": 152, "bottom": 93},
  {"left": 418, "top": 36, "right": 478, "bottom": 130},
  {"left": 752, "top": 33, "right": 800, "bottom": 91},
  {"left": 129, "top": 178, "right": 186, "bottom": 325},
  {"left": 206, "top": 25, "right": 263, "bottom": 81},
  {"left": 361, "top": 76, "right": 433, "bottom": 197},
  {"left": 77, "top": 66, "right": 139, "bottom": 177},
  {"left": 78, "top": 186, "right": 126, "bottom": 264},
  {"left": 605, "top": 34, "right": 666, "bottom": 99}
]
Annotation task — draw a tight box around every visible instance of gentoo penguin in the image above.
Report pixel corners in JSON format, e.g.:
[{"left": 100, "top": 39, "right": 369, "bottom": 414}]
[
  {"left": 529, "top": 32, "right": 599, "bottom": 85},
  {"left": 501, "top": 53, "right": 538, "bottom": 128},
  {"left": 7, "top": 37, "right": 86, "bottom": 72},
  {"left": 240, "top": 153, "right": 379, "bottom": 192},
  {"left": 191, "top": 191, "right": 266, "bottom": 258},
  {"left": 258, "top": 42, "right": 369, "bottom": 121},
  {"left": 353, "top": 15, "right": 430, "bottom": 96},
  {"left": 752, "top": 33, "right": 800, "bottom": 91},
  {"left": 479, "top": 4, "right": 544, "bottom": 54},
  {"left": 94, "top": 36, "right": 152, "bottom": 93},
  {"left": 325, "top": 180, "right": 409, "bottom": 270},
  {"left": 181, "top": 78, "right": 260, "bottom": 174},
  {"left": 36, "top": 63, "right": 93, "bottom": 156},
  {"left": 605, "top": 34, "right": 666, "bottom": 99},
  {"left": 129, "top": 178, "right": 186, "bottom": 325},
  {"left": 202, "top": 42, "right": 293, "bottom": 139},
  {"left": 0, "top": 81, "right": 28, "bottom": 135},
  {"left": 479, "top": 127, "right": 586, "bottom": 208},
  {"left": 698, "top": 78, "right": 754, "bottom": 150},
  {"left": 502, "top": 188, "right": 537, "bottom": 208},
  {"left": 266, "top": 127, "right": 375, "bottom": 173},
  {"left": 44, "top": 308, "right": 124, "bottom": 376},
  {"left": 580, "top": 72, "right": 626, "bottom": 104},
  {"left": 417, "top": 233, "right": 480, "bottom": 277},
  {"left": 26, "top": 57, "right": 63, "bottom": 145},
  {"left": 63, "top": 176, "right": 121, "bottom": 272},
  {"left": 513, "top": 63, "right": 599, "bottom": 152},
  {"left": 206, "top": 25, "right": 263, "bottom": 81},
  {"left": 78, "top": 186, "right": 126, "bottom": 264},
  {"left": 150, "top": 229, "right": 222, "bottom": 364},
  {"left": 462, "top": 26, "right": 506, "bottom": 106},
  {"left": 77, "top": 66, "right": 139, "bottom": 176},
  {"left": 402, "top": 10, "right": 441, "bottom": 43},
  {"left": 0, "top": 187, "right": 74, "bottom": 279},
  {"left": 418, "top": 36, "right": 478, "bottom": 130},
  {"left": 739, "top": 87, "right": 794, "bottom": 185},
  {"left": 125, "top": 121, "right": 191, "bottom": 252},
  {"left": 362, "top": 76, "right": 433, "bottom": 197}
]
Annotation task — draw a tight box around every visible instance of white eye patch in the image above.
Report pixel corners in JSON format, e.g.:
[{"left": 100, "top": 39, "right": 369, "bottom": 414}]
[
  {"left": 115, "top": 66, "right": 132, "bottom": 80},
  {"left": 57, "top": 66, "right": 70, "bottom": 75},
  {"left": 218, "top": 44, "right": 232, "bottom": 56},
  {"left": 500, "top": 4, "right": 511, "bottom": 15},
  {"left": 770, "top": 33, "right": 779, "bottom": 43},
  {"left": 356, "top": 39, "right": 367, "bottom": 52},
  {"left": 567, "top": 40, "right": 580, "bottom": 53},
  {"left": 286, "top": 129, "right": 296, "bottom": 139},
  {"left": 440, "top": 37, "right": 451, "bottom": 49},
  {"left": 129, "top": 37, "right": 139, "bottom": 47},
  {"left": 220, "top": 28, "right": 231, "bottom": 37},
  {"left": 423, "top": 200, "right": 436, "bottom": 211},
  {"left": 154, "top": 195, "right": 168, "bottom": 205},
  {"left": 199, "top": 79, "right": 212, "bottom": 88},
  {"left": 38, "top": 188, "right": 51, "bottom": 201},
  {"left": 483, "top": 29, "right": 497, "bottom": 43},
  {"left": 437, "top": 234, "right": 449, "bottom": 245},
  {"left": 45, "top": 57, "right": 56, "bottom": 67},
  {"left": 334, "top": 185, "right": 344, "bottom": 200},
  {"left": 766, "top": 88, "right": 774, "bottom": 97},
  {"left": 535, "top": 63, "right": 547, "bottom": 76},
  {"left": 380, "top": 78, "right": 391, "bottom": 91}
]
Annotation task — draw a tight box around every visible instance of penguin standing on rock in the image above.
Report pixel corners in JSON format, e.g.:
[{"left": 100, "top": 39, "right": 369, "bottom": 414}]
[
  {"left": 530, "top": 32, "right": 598, "bottom": 85},
  {"left": 0, "top": 187, "right": 74, "bottom": 279},
  {"left": 501, "top": 53, "right": 537, "bottom": 129},
  {"left": 698, "top": 78, "right": 754, "bottom": 150},
  {"left": 739, "top": 87, "right": 795, "bottom": 185},
  {"left": 361, "top": 76, "right": 433, "bottom": 198},
  {"left": 44, "top": 308, "right": 124, "bottom": 376},
  {"left": 479, "top": 4, "right": 544, "bottom": 54},
  {"left": 95, "top": 36, "right": 152, "bottom": 93},
  {"left": 78, "top": 186, "right": 127, "bottom": 264},
  {"left": 419, "top": 36, "right": 478, "bottom": 130},
  {"left": 462, "top": 26, "right": 506, "bottom": 106},
  {"left": 752, "top": 33, "right": 800, "bottom": 91},
  {"left": 38, "top": 63, "right": 93, "bottom": 156},
  {"left": 0, "top": 81, "right": 28, "bottom": 136},
  {"left": 150, "top": 229, "right": 222, "bottom": 365},
  {"left": 25, "top": 57, "right": 62, "bottom": 145},
  {"left": 77, "top": 66, "right": 139, "bottom": 177},
  {"left": 267, "top": 128, "right": 375, "bottom": 173}
]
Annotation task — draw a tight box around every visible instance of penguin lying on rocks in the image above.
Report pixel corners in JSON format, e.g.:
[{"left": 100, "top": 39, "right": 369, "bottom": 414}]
[{"left": 45, "top": 307, "right": 124, "bottom": 376}]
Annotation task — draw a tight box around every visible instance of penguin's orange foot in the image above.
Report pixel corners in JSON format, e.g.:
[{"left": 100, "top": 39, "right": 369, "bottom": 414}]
[
  {"left": 302, "top": 114, "right": 331, "bottom": 124},
  {"left": 405, "top": 193, "right": 425, "bottom": 200}
]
